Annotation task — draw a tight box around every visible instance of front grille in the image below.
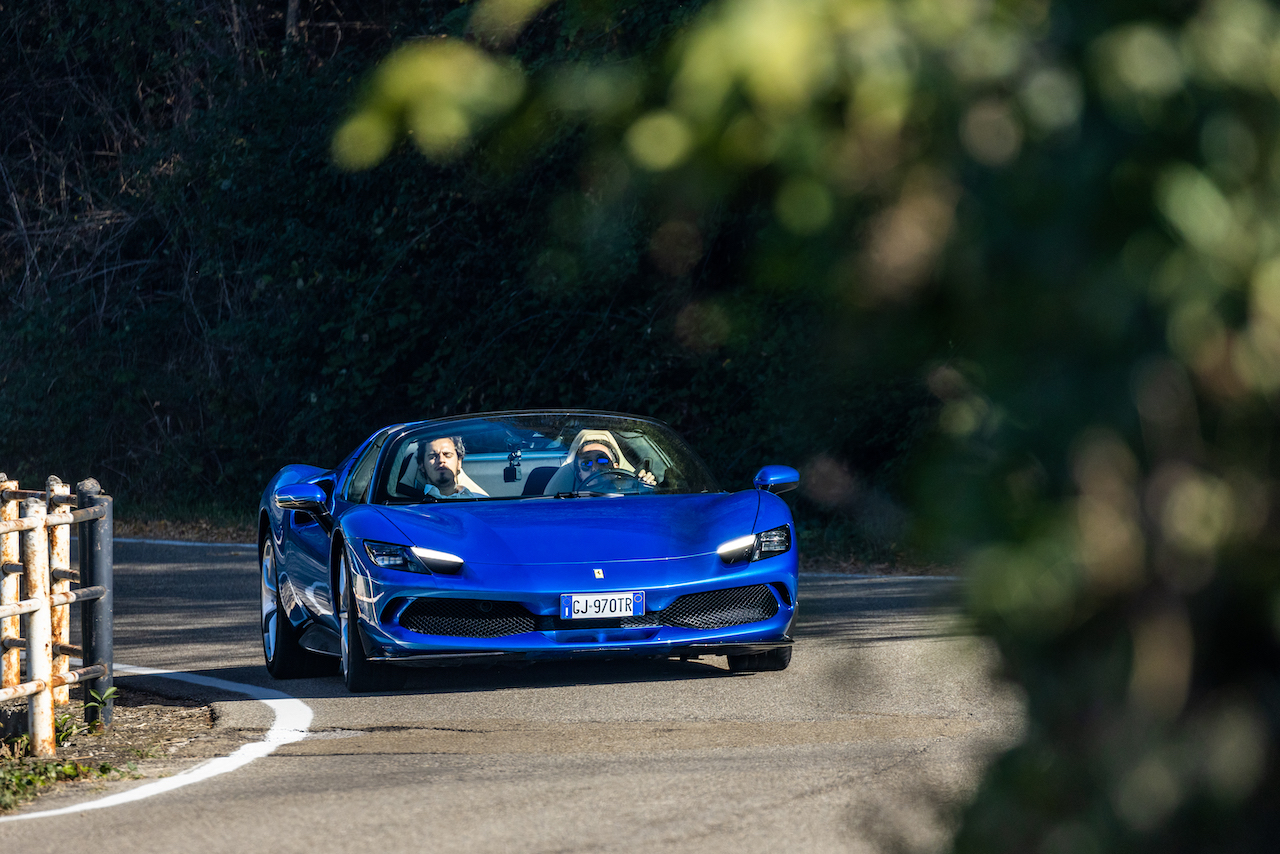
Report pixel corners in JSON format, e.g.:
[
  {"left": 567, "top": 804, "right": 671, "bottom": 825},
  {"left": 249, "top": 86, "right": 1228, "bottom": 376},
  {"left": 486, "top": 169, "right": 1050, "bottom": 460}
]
[
  {"left": 647, "top": 584, "right": 779, "bottom": 629},
  {"left": 399, "top": 599, "right": 536, "bottom": 638},
  {"left": 398, "top": 584, "right": 780, "bottom": 638}
]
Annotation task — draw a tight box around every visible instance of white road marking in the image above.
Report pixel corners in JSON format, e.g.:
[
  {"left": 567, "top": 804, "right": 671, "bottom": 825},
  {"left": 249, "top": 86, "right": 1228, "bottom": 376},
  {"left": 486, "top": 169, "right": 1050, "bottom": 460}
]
[{"left": 0, "top": 664, "right": 313, "bottom": 823}]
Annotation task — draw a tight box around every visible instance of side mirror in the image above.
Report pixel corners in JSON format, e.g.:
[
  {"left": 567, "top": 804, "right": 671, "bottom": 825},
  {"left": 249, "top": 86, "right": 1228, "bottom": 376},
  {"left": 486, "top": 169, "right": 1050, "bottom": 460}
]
[
  {"left": 274, "top": 483, "right": 335, "bottom": 533},
  {"left": 274, "top": 482, "right": 328, "bottom": 511},
  {"left": 753, "top": 465, "right": 800, "bottom": 495}
]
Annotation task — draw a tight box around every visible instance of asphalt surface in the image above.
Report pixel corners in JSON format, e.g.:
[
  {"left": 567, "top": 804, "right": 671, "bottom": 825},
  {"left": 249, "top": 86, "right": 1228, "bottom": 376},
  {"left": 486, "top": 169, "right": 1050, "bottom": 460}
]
[{"left": 1, "top": 541, "right": 1024, "bottom": 853}]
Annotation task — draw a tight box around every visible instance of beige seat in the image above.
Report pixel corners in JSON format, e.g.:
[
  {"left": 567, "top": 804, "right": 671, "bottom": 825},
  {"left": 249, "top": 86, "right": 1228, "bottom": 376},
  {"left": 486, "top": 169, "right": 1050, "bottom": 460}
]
[
  {"left": 393, "top": 440, "right": 486, "bottom": 497},
  {"left": 540, "top": 430, "right": 635, "bottom": 494}
]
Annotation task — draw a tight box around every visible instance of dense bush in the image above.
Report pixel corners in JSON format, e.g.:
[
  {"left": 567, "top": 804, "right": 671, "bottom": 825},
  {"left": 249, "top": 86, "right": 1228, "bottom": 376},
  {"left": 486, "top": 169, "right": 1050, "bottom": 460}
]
[{"left": 0, "top": 1, "right": 931, "bottom": 553}]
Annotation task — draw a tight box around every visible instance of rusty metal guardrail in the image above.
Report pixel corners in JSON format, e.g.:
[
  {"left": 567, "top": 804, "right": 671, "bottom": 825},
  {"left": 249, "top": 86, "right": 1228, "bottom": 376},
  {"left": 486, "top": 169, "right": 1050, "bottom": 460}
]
[{"left": 0, "top": 474, "right": 113, "bottom": 757}]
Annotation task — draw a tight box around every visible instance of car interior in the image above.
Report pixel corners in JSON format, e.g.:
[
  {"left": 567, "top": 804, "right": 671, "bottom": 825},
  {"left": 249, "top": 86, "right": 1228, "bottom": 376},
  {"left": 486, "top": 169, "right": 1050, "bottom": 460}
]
[{"left": 381, "top": 427, "right": 669, "bottom": 501}]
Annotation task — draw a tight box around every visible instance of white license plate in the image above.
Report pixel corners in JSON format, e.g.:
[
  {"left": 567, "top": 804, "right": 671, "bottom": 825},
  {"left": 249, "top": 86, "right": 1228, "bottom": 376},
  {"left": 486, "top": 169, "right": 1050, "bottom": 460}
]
[{"left": 560, "top": 591, "right": 644, "bottom": 620}]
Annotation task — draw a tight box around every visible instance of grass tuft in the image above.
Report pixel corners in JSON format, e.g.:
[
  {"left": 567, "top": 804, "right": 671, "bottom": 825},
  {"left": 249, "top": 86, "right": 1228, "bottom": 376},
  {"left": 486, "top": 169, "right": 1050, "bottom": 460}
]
[{"left": 0, "top": 751, "right": 111, "bottom": 812}]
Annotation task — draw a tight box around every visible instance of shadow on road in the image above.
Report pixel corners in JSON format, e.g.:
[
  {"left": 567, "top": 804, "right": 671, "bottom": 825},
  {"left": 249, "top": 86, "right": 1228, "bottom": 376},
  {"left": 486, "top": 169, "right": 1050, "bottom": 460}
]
[
  {"left": 797, "top": 575, "right": 970, "bottom": 644},
  {"left": 120, "top": 656, "right": 755, "bottom": 704}
]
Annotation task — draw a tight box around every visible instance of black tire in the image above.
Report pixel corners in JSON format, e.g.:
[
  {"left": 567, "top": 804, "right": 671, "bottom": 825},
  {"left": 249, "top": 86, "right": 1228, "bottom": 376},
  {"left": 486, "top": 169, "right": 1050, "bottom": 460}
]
[
  {"left": 340, "top": 550, "right": 407, "bottom": 693},
  {"left": 262, "top": 538, "right": 325, "bottom": 678},
  {"left": 727, "top": 646, "right": 792, "bottom": 673}
]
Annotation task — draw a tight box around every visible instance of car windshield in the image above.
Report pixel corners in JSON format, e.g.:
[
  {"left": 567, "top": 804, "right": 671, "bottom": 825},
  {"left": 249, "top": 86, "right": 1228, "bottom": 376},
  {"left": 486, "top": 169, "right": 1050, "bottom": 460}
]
[{"left": 374, "top": 413, "right": 719, "bottom": 503}]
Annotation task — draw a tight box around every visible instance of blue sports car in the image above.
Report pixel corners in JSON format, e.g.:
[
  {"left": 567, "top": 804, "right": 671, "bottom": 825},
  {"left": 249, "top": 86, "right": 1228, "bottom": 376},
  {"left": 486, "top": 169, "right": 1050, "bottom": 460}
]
[{"left": 258, "top": 410, "right": 800, "bottom": 692}]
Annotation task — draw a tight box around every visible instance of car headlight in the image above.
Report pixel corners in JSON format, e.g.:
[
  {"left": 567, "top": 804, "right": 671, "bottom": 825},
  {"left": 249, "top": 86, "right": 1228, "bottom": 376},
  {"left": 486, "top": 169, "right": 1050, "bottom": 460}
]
[
  {"left": 409, "top": 546, "right": 464, "bottom": 574},
  {"left": 363, "top": 541, "right": 464, "bottom": 575},
  {"left": 716, "top": 524, "right": 791, "bottom": 564}
]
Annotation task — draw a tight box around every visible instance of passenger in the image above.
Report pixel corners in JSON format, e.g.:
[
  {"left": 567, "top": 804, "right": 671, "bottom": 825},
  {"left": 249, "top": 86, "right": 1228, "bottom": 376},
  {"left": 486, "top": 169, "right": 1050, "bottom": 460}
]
[
  {"left": 574, "top": 441, "right": 657, "bottom": 489},
  {"left": 419, "top": 436, "right": 488, "bottom": 498}
]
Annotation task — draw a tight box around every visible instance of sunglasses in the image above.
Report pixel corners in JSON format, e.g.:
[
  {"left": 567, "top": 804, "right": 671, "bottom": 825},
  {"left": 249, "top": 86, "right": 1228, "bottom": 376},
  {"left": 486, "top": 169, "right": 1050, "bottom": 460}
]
[{"left": 577, "top": 454, "right": 614, "bottom": 470}]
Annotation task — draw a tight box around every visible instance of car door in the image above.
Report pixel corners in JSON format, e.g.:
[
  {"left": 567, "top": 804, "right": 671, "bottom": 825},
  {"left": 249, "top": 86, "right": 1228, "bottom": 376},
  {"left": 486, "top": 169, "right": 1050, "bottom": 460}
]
[
  {"left": 302, "top": 429, "right": 391, "bottom": 624},
  {"left": 282, "top": 475, "right": 338, "bottom": 626}
]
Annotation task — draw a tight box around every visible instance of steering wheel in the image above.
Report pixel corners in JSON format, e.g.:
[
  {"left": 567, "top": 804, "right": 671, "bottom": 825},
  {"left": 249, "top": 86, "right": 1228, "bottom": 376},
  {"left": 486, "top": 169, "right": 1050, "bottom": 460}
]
[{"left": 578, "top": 468, "right": 649, "bottom": 494}]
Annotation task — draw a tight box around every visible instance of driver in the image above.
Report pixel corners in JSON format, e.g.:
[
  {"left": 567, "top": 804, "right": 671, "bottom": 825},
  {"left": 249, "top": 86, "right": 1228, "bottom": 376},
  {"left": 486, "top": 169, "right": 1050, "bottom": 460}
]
[
  {"left": 574, "top": 441, "right": 657, "bottom": 489},
  {"left": 418, "top": 436, "right": 488, "bottom": 498}
]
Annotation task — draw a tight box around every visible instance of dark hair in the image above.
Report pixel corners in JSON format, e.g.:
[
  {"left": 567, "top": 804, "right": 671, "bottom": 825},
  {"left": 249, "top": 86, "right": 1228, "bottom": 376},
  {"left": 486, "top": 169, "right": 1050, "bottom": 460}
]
[
  {"left": 420, "top": 435, "right": 466, "bottom": 465},
  {"left": 578, "top": 442, "right": 615, "bottom": 464}
]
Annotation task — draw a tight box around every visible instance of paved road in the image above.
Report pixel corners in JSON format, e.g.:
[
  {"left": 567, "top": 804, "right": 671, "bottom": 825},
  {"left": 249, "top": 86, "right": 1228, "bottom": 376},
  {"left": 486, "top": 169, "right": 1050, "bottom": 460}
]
[{"left": 2, "top": 542, "right": 1023, "bottom": 853}]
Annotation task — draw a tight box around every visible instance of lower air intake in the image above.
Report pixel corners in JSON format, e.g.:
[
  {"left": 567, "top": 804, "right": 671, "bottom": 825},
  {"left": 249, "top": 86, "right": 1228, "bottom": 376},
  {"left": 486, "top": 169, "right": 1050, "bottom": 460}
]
[
  {"left": 623, "top": 584, "right": 779, "bottom": 630},
  {"left": 399, "top": 599, "right": 535, "bottom": 638}
]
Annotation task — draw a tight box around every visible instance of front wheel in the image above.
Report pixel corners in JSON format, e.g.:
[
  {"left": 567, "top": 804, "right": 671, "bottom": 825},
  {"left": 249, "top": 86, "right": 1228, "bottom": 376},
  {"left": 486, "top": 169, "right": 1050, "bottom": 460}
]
[
  {"left": 727, "top": 646, "right": 792, "bottom": 673},
  {"left": 339, "top": 550, "right": 406, "bottom": 693},
  {"left": 262, "top": 538, "right": 325, "bottom": 678}
]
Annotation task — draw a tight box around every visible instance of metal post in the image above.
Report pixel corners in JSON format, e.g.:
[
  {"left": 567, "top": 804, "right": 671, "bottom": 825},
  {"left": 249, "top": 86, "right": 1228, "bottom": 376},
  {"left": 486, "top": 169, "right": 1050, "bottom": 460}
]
[
  {"left": 47, "top": 477, "right": 71, "bottom": 705},
  {"left": 20, "top": 497, "right": 54, "bottom": 757},
  {"left": 0, "top": 475, "right": 18, "bottom": 689},
  {"left": 78, "top": 479, "right": 113, "bottom": 727}
]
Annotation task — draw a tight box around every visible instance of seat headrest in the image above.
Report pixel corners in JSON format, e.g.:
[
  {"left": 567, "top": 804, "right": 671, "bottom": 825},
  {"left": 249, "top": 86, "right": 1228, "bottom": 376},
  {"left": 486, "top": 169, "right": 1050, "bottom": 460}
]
[{"left": 565, "top": 430, "right": 634, "bottom": 472}]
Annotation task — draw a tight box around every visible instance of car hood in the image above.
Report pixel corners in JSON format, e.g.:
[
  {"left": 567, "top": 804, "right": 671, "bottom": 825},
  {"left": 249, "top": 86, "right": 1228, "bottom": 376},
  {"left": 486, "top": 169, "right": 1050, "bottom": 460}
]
[{"left": 375, "top": 492, "right": 761, "bottom": 565}]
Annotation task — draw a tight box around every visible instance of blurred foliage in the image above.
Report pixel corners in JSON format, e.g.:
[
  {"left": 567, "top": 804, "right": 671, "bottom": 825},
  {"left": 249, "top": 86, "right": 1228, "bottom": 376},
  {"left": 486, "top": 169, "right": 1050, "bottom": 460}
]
[
  {"left": 0, "top": 0, "right": 926, "bottom": 556},
  {"left": 333, "top": 0, "right": 1280, "bottom": 850}
]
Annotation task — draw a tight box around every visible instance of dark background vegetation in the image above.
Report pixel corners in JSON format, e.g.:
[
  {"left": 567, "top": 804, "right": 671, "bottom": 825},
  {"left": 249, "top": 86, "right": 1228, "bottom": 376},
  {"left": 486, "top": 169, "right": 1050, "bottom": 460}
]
[{"left": 0, "top": 0, "right": 933, "bottom": 557}]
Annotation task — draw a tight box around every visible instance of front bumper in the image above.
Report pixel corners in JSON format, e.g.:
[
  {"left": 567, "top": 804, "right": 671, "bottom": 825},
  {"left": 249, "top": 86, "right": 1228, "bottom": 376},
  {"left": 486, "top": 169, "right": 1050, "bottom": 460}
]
[
  {"left": 367, "top": 638, "right": 794, "bottom": 667},
  {"left": 349, "top": 549, "right": 798, "bottom": 665}
]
